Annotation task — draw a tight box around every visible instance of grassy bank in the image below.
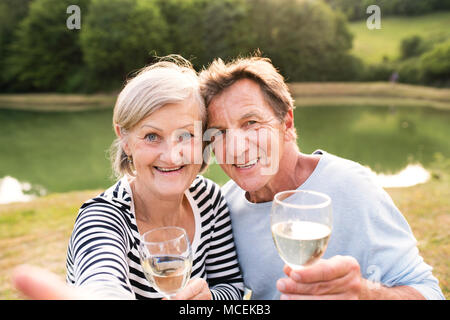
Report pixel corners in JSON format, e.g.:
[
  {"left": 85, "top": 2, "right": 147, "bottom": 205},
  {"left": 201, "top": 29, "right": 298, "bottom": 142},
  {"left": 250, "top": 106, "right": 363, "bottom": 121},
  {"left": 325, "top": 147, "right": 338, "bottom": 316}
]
[
  {"left": 289, "top": 82, "right": 450, "bottom": 109},
  {"left": 2, "top": 82, "right": 449, "bottom": 111},
  {"left": 0, "top": 93, "right": 116, "bottom": 112}
]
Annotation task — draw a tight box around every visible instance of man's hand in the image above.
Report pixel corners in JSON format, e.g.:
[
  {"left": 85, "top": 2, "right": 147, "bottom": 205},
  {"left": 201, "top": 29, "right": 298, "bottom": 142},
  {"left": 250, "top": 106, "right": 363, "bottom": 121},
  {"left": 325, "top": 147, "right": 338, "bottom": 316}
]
[{"left": 276, "top": 255, "right": 362, "bottom": 300}]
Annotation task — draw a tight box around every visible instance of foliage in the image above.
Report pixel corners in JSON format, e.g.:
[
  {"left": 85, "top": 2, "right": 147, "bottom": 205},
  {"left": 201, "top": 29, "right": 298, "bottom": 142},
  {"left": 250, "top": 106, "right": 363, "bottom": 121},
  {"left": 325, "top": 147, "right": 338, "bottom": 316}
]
[
  {"left": 80, "top": 0, "right": 170, "bottom": 90},
  {"left": 324, "top": 0, "right": 450, "bottom": 20},
  {"left": 244, "top": 0, "right": 360, "bottom": 81},
  {"left": 3, "top": 0, "right": 89, "bottom": 92},
  {"left": 0, "top": 0, "right": 449, "bottom": 92},
  {"left": 0, "top": 0, "right": 33, "bottom": 90},
  {"left": 400, "top": 35, "right": 428, "bottom": 60},
  {"left": 420, "top": 41, "right": 450, "bottom": 85}
]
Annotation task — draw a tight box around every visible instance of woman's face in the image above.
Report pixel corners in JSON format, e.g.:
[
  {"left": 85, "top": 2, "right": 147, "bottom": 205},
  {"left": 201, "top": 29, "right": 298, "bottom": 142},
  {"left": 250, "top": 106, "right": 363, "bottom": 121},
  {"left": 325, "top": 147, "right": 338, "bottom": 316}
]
[{"left": 123, "top": 100, "right": 203, "bottom": 200}]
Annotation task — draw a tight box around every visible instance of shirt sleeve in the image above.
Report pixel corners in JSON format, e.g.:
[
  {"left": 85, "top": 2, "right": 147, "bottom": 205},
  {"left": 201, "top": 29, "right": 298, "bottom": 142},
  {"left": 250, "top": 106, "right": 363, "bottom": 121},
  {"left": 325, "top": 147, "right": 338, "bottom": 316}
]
[
  {"left": 353, "top": 172, "right": 445, "bottom": 300},
  {"left": 204, "top": 183, "right": 245, "bottom": 300},
  {"left": 66, "top": 204, "right": 135, "bottom": 299}
]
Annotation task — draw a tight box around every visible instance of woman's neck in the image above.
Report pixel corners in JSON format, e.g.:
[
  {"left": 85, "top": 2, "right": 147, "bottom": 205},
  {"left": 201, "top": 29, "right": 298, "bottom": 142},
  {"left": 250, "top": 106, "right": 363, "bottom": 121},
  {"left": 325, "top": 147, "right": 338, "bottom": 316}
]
[{"left": 130, "top": 179, "right": 186, "bottom": 227}]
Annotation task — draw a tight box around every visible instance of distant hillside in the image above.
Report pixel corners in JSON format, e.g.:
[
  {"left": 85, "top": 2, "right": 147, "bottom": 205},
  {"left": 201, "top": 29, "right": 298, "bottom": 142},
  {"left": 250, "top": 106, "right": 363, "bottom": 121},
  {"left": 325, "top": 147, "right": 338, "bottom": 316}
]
[{"left": 348, "top": 11, "right": 450, "bottom": 64}]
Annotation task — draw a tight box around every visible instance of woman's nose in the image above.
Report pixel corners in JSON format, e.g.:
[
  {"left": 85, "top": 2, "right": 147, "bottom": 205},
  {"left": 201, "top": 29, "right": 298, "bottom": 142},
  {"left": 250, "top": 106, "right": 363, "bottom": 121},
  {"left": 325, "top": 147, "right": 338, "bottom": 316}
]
[{"left": 158, "top": 140, "right": 184, "bottom": 165}]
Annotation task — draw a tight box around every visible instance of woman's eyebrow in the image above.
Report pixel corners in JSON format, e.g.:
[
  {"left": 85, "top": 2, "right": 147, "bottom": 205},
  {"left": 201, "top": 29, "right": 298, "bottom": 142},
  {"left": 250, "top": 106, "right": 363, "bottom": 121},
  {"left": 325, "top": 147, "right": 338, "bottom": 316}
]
[
  {"left": 141, "top": 124, "right": 194, "bottom": 131},
  {"left": 141, "top": 124, "right": 162, "bottom": 131}
]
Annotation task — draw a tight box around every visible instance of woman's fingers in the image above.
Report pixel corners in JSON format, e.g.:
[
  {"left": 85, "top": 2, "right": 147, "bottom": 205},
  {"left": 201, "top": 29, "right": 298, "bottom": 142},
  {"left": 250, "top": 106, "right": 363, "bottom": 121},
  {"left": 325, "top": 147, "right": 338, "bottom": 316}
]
[
  {"left": 172, "top": 278, "right": 212, "bottom": 300},
  {"left": 12, "top": 264, "right": 95, "bottom": 300}
]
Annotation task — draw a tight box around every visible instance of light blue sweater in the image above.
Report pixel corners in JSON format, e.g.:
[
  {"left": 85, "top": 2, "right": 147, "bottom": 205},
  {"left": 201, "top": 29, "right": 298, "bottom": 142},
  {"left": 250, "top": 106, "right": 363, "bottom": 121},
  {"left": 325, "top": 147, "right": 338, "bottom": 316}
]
[{"left": 222, "top": 150, "right": 444, "bottom": 300}]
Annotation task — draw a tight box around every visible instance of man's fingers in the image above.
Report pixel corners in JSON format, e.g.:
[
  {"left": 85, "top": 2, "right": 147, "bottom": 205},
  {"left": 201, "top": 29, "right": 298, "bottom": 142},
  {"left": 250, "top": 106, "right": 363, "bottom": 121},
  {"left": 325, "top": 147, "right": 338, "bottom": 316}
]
[
  {"left": 288, "top": 256, "right": 360, "bottom": 283},
  {"left": 277, "top": 270, "right": 356, "bottom": 296},
  {"left": 280, "top": 293, "right": 347, "bottom": 300}
]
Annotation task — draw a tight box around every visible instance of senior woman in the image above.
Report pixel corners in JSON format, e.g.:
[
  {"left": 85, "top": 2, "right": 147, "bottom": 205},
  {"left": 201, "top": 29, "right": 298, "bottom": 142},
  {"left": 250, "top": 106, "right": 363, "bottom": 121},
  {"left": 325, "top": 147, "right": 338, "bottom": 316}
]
[{"left": 13, "top": 56, "right": 244, "bottom": 300}]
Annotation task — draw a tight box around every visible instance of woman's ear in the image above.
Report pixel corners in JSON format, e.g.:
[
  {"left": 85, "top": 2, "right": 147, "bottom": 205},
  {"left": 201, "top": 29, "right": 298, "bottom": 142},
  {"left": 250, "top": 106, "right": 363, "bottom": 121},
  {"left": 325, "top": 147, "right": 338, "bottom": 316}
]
[{"left": 114, "top": 124, "right": 131, "bottom": 155}]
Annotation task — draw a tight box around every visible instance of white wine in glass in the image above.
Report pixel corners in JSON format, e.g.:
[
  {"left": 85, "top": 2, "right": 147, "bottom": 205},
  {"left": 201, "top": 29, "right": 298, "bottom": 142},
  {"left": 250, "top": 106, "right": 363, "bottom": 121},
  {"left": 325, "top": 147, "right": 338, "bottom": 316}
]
[
  {"left": 139, "top": 226, "right": 192, "bottom": 299},
  {"left": 271, "top": 190, "right": 332, "bottom": 269}
]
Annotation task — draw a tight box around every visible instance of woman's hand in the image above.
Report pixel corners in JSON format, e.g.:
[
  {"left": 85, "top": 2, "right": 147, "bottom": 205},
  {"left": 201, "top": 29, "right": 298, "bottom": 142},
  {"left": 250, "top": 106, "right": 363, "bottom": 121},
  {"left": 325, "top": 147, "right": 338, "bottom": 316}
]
[
  {"left": 170, "top": 278, "right": 212, "bottom": 300},
  {"left": 12, "top": 264, "right": 97, "bottom": 300}
]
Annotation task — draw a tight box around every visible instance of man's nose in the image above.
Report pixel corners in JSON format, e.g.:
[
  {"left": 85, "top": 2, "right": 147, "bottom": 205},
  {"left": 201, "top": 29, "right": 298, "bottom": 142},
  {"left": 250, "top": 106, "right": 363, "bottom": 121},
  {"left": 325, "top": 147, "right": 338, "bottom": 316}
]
[{"left": 225, "top": 129, "right": 250, "bottom": 162}]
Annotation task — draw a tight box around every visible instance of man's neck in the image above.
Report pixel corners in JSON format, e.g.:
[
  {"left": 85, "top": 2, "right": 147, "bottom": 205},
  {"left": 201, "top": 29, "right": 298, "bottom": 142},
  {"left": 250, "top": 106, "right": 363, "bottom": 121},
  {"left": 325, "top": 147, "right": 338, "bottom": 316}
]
[{"left": 246, "top": 149, "right": 321, "bottom": 203}]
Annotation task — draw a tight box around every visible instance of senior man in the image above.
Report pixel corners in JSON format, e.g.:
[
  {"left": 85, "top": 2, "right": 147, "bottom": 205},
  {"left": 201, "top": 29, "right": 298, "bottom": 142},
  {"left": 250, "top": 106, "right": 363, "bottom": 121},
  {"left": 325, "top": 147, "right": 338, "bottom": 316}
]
[{"left": 199, "top": 55, "right": 444, "bottom": 300}]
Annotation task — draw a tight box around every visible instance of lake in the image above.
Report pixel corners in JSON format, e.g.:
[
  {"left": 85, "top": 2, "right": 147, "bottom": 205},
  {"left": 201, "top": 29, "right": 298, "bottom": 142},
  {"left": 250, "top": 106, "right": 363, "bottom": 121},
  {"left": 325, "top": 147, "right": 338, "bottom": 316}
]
[{"left": 0, "top": 105, "right": 449, "bottom": 203}]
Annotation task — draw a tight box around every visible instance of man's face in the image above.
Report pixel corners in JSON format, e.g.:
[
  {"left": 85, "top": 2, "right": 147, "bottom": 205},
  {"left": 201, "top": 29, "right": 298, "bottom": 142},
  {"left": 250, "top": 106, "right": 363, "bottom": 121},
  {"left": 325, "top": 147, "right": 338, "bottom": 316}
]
[{"left": 207, "top": 79, "right": 286, "bottom": 192}]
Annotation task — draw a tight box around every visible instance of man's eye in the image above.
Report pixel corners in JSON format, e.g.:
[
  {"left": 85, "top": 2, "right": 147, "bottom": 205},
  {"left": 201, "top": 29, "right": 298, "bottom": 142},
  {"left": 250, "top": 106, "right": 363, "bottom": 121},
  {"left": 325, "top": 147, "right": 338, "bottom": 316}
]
[
  {"left": 145, "top": 133, "right": 159, "bottom": 142},
  {"left": 245, "top": 120, "right": 257, "bottom": 127}
]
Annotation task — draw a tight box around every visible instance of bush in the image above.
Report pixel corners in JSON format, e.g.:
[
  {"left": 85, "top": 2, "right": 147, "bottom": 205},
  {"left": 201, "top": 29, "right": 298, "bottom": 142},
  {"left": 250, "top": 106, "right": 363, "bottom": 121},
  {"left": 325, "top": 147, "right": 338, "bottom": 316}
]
[
  {"left": 397, "top": 57, "right": 424, "bottom": 84},
  {"left": 400, "top": 35, "right": 428, "bottom": 60},
  {"left": 420, "top": 41, "right": 450, "bottom": 85}
]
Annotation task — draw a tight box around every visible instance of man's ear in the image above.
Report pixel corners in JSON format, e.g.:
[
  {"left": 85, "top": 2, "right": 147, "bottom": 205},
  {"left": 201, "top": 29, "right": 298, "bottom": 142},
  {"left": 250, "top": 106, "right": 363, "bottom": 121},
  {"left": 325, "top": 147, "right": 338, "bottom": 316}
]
[
  {"left": 114, "top": 124, "right": 131, "bottom": 155},
  {"left": 283, "top": 109, "right": 296, "bottom": 141}
]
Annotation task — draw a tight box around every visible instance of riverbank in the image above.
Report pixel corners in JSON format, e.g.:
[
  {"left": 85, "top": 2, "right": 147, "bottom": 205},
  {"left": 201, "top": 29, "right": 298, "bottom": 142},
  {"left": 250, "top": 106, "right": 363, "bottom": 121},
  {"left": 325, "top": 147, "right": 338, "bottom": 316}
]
[
  {"left": 1, "top": 82, "right": 449, "bottom": 111},
  {"left": 289, "top": 82, "right": 450, "bottom": 109}
]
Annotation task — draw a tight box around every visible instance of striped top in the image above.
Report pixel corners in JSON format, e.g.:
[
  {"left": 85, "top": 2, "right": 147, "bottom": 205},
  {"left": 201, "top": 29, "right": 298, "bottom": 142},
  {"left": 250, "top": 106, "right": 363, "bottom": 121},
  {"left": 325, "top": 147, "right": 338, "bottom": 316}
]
[{"left": 66, "top": 175, "right": 244, "bottom": 299}]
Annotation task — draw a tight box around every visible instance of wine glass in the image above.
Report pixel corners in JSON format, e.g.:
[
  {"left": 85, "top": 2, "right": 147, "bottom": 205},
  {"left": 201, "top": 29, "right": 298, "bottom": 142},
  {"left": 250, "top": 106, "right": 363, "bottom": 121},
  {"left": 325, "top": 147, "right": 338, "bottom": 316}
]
[
  {"left": 139, "top": 226, "right": 193, "bottom": 299},
  {"left": 271, "top": 190, "right": 332, "bottom": 269}
]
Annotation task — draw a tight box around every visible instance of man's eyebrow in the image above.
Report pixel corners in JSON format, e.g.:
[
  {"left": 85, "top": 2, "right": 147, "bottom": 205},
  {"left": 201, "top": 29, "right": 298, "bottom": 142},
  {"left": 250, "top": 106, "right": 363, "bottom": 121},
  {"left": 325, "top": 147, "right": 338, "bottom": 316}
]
[
  {"left": 207, "top": 125, "right": 225, "bottom": 131},
  {"left": 240, "top": 111, "right": 262, "bottom": 120}
]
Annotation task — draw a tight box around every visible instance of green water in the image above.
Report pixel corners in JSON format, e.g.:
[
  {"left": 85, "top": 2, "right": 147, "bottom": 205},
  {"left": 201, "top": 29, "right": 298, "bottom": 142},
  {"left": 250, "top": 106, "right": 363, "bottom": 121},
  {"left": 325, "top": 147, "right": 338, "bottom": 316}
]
[{"left": 0, "top": 105, "right": 449, "bottom": 193}]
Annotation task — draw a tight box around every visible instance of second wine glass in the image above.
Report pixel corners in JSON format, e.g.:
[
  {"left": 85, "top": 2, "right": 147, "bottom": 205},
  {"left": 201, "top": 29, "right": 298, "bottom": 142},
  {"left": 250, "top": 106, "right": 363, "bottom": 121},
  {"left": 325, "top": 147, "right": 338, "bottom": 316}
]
[
  {"left": 139, "top": 226, "right": 193, "bottom": 299},
  {"left": 271, "top": 190, "right": 332, "bottom": 269}
]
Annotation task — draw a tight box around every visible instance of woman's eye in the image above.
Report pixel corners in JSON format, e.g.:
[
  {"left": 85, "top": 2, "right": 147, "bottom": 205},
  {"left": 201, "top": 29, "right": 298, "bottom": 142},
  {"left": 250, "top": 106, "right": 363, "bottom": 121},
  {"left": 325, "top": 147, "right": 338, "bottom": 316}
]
[
  {"left": 245, "top": 120, "right": 257, "bottom": 127},
  {"left": 145, "top": 133, "right": 159, "bottom": 142},
  {"left": 178, "top": 132, "right": 193, "bottom": 142}
]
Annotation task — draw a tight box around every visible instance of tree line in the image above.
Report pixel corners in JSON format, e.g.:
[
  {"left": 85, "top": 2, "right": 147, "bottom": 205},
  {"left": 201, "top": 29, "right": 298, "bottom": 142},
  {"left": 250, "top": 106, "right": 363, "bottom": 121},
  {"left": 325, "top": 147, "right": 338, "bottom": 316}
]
[{"left": 0, "top": 0, "right": 448, "bottom": 93}]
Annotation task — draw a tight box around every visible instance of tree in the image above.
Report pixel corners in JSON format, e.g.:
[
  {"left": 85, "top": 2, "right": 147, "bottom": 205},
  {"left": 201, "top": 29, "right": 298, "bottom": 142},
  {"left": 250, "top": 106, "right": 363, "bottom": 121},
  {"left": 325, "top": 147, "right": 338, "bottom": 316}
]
[
  {"left": 80, "top": 0, "right": 170, "bottom": 88},
  {"left": 5, "top": 0, "right": 89, "bottom": 92},
  {"left": 246, "top": 0, "right": 360, "bottom": 81},
  {"left": 202, "top": 0, "right": 253, "bottom": 65},
  {"left": 0, "top": 0, "right": 33, "bottom": 91}
]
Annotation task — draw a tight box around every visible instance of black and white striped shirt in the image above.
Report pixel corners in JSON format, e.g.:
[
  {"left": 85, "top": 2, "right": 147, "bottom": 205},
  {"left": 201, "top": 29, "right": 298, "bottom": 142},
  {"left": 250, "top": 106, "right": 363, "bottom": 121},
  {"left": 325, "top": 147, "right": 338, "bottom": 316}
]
[{"left": 66, "top": 175, "right": 244, "bottom": 299}]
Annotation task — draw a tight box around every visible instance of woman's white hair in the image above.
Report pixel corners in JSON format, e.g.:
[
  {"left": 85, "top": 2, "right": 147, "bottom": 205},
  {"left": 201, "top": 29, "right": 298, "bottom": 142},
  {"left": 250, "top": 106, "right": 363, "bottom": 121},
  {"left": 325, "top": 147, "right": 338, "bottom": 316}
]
[{"left": 110, "top": 55, "right": 207, "bottom": 179}]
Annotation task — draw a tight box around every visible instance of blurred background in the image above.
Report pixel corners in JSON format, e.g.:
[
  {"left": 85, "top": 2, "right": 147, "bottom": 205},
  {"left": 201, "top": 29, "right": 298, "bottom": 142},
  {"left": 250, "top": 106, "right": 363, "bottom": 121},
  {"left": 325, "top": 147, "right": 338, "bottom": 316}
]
[{"left": 0, "top": 0, "right": 448, "bottom": 299}]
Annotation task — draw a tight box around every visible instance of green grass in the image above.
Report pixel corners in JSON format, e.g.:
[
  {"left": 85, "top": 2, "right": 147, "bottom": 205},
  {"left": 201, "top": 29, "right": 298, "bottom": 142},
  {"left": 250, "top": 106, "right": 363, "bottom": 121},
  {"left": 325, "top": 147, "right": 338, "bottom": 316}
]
[{"left": 348, "top": 11, "right": 450, "bottom": 64}]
